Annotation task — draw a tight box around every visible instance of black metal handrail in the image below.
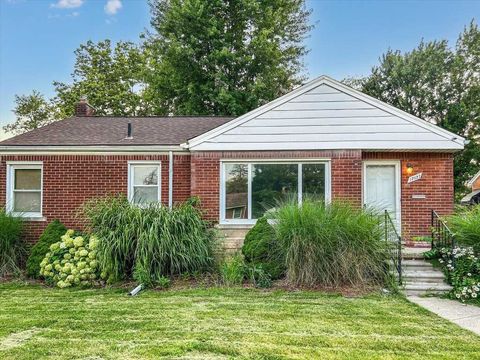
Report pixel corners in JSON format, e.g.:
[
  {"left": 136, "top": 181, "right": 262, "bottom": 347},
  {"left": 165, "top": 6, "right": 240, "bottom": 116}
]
[
  {"left": 384, "top": 210, "right": 402, "bottom": 284},
  {"left": 431, "top": 210, "right": 456, "bottom": 264}
]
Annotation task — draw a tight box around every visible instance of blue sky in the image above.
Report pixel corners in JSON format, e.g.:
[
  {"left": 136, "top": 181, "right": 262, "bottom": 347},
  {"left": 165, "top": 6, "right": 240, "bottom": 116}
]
[{"left": 0, "top": 0, "right": 479, "bottom": 140}]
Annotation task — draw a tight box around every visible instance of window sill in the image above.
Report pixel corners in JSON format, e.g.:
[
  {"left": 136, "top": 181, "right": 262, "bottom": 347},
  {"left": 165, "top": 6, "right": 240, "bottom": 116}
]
[{"left": 13, "top": 215, "right": 46, "bottom": 222}]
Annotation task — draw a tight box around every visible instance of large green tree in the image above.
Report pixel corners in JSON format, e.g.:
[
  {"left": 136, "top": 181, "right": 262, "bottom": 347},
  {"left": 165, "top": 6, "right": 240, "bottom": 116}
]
[
  {"left": 3, "top": 91, "right": 56, "bottom": 135},
  {"left": 145, "top": 0, "right": 312, "bottom": 116},
  {"left": 349, "top": 21, "right": 480, "bottom": 195},
  {"left": 53, "top": 40, "right": 151, "bottom": 117}
]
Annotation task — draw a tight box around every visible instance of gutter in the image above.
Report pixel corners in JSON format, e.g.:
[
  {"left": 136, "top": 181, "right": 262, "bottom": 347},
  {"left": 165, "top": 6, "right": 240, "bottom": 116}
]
[
  {"left": 0, "top": 145, "right": 187, "bottom": 155},
  {"left": 168, "top": 151, "right": 173, "bottom": 209}
]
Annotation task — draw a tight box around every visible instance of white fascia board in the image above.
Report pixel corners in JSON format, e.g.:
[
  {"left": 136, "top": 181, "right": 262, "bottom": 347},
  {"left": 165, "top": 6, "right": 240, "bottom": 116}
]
[
  {"left": 0, "top": 145, "right": 187, "bottom": 155},
  {"left": 467, "top": 169, "right": 480, "bottom": 187}
]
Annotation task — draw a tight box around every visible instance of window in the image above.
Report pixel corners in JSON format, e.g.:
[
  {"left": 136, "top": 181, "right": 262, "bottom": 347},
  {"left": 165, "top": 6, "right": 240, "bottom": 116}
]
[
  {"left": 128, "top": 162, "right": 161, "bottom": 206},
  {"left": 6, "top": 163, "right": 43, "bottom": 218},
  {"left": 221, "top": 161, "right": 330, "bottom": 223}
]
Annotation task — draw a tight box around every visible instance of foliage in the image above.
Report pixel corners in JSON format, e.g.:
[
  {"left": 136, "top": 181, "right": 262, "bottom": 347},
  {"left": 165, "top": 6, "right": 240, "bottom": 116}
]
[
  {"left": 53, "top": 40, "right": 151, "bottom": 118},
  {"left": 26, "top": 219, "right": 67, "bottom": 278},
  {"left": 81, "top": 195, "right": 216, "bottom": 284},
  {"left": 242, "top": 217, "right": 284, "bottom": 279},
  {"left": 447, "top": 204, "right": 480, "bottom": 252},
  {"left": 39, "top": 230, "right": 101, "bottom": 288},
  {"left": 273, "top": 200, "right": 388, "bottom": 287},
  {"left": 0, "top": 209, "right": 25, "bottom": 277},
  {"left": 348, "top": 21, "right": 480, "bottom": 196},
  {"left": 245, "top": 263, "right": 273, "bottom": 288},
  {"left": 435, "top": 246, "right": 480, "bottom": 304},
  {"left": 3, "top": 90, "right": 57, "bottom": 135},
  {"left": 145, "top": 0, "right": 312, "bottom": 116},
  {"left": 219, "top": 254, "right": 245, "bottom": 286}
]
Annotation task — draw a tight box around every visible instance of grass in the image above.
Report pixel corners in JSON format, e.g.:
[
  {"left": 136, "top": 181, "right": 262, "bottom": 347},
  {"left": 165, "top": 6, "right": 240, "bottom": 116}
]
[{"left": 0, "top": 284, "right": 479, "bottom": 359}]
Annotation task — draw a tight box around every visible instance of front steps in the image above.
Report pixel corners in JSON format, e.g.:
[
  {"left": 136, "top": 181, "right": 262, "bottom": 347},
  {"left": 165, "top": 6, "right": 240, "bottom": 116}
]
[{"left": 402, "top": 249, "right": 452, "bottom": 296}]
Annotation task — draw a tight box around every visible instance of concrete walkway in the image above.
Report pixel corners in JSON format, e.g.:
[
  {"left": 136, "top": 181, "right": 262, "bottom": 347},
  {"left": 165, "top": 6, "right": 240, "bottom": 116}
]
[{"left": 408, "top": 296, "right": 480, "bottom": 335}]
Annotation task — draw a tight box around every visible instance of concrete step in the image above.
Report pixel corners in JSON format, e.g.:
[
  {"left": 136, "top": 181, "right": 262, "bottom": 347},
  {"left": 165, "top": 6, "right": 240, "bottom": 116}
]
[
  {"left": 402, "top": 259, "right": 435, "bottom": 269},
  {"left": 403, "top": 271, "right": 446, "bottom": 283},
  {"left": 404, "top": 282, "right": 452, "bottom": 296}
]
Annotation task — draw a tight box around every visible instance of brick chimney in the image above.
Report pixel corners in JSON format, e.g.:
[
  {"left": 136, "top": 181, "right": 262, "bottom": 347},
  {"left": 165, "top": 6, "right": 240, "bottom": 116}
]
[{"left": 75, "top": 96, "right": 96, "bottom": 116}]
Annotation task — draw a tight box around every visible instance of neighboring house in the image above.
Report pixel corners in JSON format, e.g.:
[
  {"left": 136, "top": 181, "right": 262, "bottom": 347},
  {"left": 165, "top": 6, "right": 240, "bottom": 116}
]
[
  {"left": 0, "top": 76, "right": 465, "bottom": 246},
  {"left": 461, "top": 170, "right": 480, "bottom": 204}
]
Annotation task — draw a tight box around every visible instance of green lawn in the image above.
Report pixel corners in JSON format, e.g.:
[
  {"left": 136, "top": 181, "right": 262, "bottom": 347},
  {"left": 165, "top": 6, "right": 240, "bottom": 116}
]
[{"left": 0, "top": 283, "right": 479, "bottom": 359}]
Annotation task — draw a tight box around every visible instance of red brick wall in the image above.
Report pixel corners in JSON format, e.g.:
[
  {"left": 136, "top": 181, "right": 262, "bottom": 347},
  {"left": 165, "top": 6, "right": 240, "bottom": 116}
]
[
  {"left": 363, "top": 152, "right": 454, "bottom": 239},
  {"left": 0, "top": 154, "right": 190, "bottom": 243},
  {"left": 191, "top": 150, "right": 363, "bottom": 221}
]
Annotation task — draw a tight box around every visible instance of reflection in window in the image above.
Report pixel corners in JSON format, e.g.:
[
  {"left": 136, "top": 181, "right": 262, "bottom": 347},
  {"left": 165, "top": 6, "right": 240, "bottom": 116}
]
[
  {"left": 130, "top": 164, "right": 160, "bottom": 206},
  {"left": 302, "top": 163, "right": 326, "bottom": 201},
  {"left": 12, "top": 168, "right": 42, "bottom": 213},
  {"left": 225, "top": 164, "right": 248, "bottom": 219},
  {"left": 251, "top": 164, "right": 298, "bottom": 219}
]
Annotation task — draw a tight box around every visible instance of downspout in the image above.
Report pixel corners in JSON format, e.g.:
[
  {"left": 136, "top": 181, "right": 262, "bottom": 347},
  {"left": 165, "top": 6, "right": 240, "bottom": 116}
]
[{"left": 168, "top": 151, "right": 173, "bottom": 209}]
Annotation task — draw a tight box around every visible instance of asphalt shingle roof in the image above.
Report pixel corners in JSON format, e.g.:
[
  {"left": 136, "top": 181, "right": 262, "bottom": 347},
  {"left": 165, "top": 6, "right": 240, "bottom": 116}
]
[{"left": 0, "top": 116, "right": 234, "bottom": 146}]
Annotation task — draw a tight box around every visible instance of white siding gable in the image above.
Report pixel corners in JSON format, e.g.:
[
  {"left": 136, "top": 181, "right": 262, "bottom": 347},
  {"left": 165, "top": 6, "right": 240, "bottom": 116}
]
[{"left": 186, "top": 76, "right": 464, "bottom": 151}]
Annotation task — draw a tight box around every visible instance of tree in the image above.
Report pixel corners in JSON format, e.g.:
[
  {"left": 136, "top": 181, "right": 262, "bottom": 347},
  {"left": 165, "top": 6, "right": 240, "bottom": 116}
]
[
  {"left": 349, "top": 21, "right": 480, "bottom": 195},
  {"left": 53, "top": 40, "right": 151, "bottom": 117},
  {"left": 145, "top": 0, "right": 312, "bottom": 116},
  {"left": 3, "top": 91, "right": 55, "bottom": 135}
]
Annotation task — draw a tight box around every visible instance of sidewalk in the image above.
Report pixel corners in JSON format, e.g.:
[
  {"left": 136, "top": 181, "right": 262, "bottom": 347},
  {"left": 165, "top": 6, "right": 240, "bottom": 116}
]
[{"left": 408, "top": 296, "right": 480, "bottom": 335}]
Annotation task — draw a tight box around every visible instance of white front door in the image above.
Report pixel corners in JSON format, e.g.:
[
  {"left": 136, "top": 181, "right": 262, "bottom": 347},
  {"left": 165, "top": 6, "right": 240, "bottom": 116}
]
[{"left": 363, "top": 162, "right": 401, "bottom": 231}]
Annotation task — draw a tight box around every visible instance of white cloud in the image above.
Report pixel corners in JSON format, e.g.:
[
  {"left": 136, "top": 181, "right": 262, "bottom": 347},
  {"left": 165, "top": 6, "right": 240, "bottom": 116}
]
[
  {"left": 104, "top": 0, "right": 122, "bottom": 15},
  {"left": 51, "top": 0, "right": 84, "bottom": 9}
]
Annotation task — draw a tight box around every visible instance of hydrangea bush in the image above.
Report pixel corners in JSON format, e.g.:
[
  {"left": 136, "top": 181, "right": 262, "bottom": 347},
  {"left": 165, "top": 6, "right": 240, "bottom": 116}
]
[
  {"left": 437, "top": 246, "right": 480, "bottom": 302},
  {"left": 40, "top": 230, "right": 103, "bottom": 288}
]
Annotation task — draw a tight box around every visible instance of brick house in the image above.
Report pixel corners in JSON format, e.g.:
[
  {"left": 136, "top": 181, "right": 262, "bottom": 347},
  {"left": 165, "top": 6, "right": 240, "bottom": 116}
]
[{"left": 0, "top": 76, "right": 464, "bottom": 247}]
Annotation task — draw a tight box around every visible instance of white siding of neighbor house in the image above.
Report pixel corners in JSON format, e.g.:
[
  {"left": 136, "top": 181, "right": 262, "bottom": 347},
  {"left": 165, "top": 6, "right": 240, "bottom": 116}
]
[{"left": 186, "top": 77, "right": 464, "bottom": 152}]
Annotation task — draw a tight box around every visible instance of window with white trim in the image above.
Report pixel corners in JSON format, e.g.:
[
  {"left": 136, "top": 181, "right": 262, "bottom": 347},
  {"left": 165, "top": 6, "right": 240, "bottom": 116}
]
[
  {"left": 6, "top": 163, "right": 43, "bottom": 218},
  {"left": 128, "top": 162, "right": 161, "bottom": 206},
  {"left": 221, "top": 161, "right": 330, "bottom": 223}
]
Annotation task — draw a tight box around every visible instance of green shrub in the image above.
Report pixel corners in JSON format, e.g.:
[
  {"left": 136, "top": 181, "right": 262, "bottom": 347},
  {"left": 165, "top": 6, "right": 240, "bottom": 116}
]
[
  {"left": 448, "top": 205, "right": 480, "bottom": 252},
  {"left": 242, "top": 217, "right": 284, "bottom": 279},
  {"left": 39, "top": 230, "right": 100, "bottom": 288},
  {"left": 274, "top": 200, "right": 388, "bottom": 287},
  {"left": 82, "top": 195, "right": 216, "bottom": 284},
  {"left": 0, "top": 209, "right": 25, "bottom": 277},
  {"left": 26, "top": 220, "right": 67, "bottom": 278},
  {"left": 220, "top": 254, "right": 245, "bottom": 286},
  {"left": 245, "top": 263, "right": 273, "bottom": 288}
]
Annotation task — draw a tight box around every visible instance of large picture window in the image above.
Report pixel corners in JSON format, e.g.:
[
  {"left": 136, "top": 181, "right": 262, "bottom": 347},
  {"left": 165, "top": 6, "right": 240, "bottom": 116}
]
[
  {"left": 221, "top": 161, "right": 330, "bottom": 223},
  {"left": 128, "top": 162, "right": 161, "bottom": 206},
  {"left": 6, "top": 163, "right": 43, "bottom": 218}
]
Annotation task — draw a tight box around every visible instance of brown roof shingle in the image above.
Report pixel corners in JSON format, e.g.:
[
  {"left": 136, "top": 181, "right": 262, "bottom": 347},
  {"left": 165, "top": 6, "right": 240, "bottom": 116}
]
[{"left": 0, "top": 116, "right": 233, "bottom": 147}]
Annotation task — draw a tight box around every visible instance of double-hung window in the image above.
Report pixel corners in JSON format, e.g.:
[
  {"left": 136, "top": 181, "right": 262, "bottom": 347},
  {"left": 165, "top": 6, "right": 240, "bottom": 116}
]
[
  {"left": 6, "top": 162, "right": 43, "bottom": 218},
  {"left": 221, "top": 160, "right": 330, "bottom": 223},
  {"left": 128, "top": 162, "right": 161, "bottom": 206}
]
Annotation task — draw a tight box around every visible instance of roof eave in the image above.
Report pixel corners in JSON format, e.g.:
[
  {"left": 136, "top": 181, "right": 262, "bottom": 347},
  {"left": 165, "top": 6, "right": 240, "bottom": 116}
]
[{"left": 0, "top": 144, "right": 187, "bottom": 155}]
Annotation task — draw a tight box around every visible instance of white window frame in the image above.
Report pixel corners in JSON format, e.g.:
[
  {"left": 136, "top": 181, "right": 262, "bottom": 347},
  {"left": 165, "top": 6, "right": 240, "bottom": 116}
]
[
  {"left": 127, "top": 161, "right": 161, "bottom": 205},
  {"left": 362, "top": 160, "right": 402, "bottom": 233},
  {"left": 220, "top": 159, "right": 331, "bottom": 225},
  {"left": 6, "top": 161, "right": 43, "bottom": 218}
]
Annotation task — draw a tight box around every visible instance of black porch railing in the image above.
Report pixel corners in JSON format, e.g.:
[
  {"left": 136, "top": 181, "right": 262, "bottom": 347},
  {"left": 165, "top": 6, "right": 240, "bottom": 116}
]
[
  {"left": 384, "top": 210, "right": 402, "bottom": 284},
  {"left": 431, "top": 210, "right": 456, "bottom": 264}
]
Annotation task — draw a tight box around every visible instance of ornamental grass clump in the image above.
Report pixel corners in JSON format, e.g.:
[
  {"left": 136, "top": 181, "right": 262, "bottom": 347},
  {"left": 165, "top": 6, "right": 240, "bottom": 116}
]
[
  {"left": 40, "top": 230, "right": 100, "bottom": 288},
  {"left": 0, "top": 209, "right": 25, "bottom": 278},
  {"left": 81, "top": 195, "right": 216, "bottom": 284},
  {"left": 273, "top": 199, "right": 388, "bottom": 287},
  {"left": 448, "top": 205, "right": 480, "bottom": 252}
]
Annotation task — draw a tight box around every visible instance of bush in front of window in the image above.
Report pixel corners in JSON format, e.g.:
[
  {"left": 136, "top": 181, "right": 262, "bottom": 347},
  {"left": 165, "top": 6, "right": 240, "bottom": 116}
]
[
  {"left": 275, "top": 200, "right": 388, "bottom": 288},
  {"left": 242, "top": 217, "right": 285, "bottom": 280},
  {"left": 81, "top": 195, "right": 216, "bottom": 285},
  {"left": 39, "top": 230, "right": 100, "bottom": 288},
  {"left": 26, "top": 219, "right": 67, "bottom": 278},
  {"left": 0, "top": 209, "right": 26, "bottom": 278}
]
